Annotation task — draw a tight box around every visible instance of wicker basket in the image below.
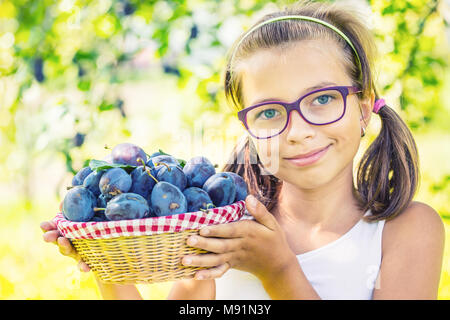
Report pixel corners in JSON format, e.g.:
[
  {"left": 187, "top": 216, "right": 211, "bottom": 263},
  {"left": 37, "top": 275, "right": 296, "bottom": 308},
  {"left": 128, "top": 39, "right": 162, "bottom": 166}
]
[{"left": 54, "top": 200, "right": 246, "bottom": 284}]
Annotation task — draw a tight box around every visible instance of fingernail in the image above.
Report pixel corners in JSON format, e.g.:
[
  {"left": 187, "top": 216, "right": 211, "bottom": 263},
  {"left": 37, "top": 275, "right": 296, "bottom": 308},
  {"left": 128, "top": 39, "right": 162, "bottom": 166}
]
[
  {"left": 201, "top": 228, "right": 209, "bottom": 236},
  {"left": 188, "top": 236, "right": 198, "bottom": 246},
  {"left": 247, "top": 195, "right": 257, "bottom": 208},
  {"left": 196, "top": 274, "right": 204, "bottom": 280},
  {"left": 184, "top": 257, "right": 192, "bottom": 265}
]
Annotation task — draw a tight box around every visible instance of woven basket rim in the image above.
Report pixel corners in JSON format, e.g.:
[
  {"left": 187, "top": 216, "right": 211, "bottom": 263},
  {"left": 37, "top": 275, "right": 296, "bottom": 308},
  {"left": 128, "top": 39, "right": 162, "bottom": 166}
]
[{"left": 54, "top": 200, "right": 246, "bottom": 240}]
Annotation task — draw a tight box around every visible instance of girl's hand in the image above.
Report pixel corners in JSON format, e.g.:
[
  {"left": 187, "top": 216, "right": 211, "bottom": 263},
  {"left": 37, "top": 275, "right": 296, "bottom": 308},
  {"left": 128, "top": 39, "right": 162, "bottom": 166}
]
[
  {"left": 182, "top": 195, "right": 296, "bottom": 282},
  {"left": 40, "top": 202, "right": 90, "bottom": 272}
]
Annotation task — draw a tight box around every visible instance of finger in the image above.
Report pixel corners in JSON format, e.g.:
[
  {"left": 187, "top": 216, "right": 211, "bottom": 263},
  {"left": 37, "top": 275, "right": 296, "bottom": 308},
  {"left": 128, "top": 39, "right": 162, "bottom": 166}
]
[
  {"left": 187, "top": 235, "right": 241, "bottom": 254},
  {"left": 245, "top": 194, "right": 277, "bottom": 230},
  {"left": 194, "top": 263, "right": 230, "bottom": 280},
  {"left": 182, "top": 253, "right": 231, "bottom": 268},
  {"left": 78, "top": 260, "right": 91, "bottom": 272},
  {"left": 43, "top": 230, "right": 61, "bottom": 243},
  {"left": 40, "top": 220, "right": 57, "bottom": 232},
  {"left": 199, "top": 221, "right": 248, "bottom": 238},
  {"left": 57, "top": 236, "right": 79, "bottom": 259}
]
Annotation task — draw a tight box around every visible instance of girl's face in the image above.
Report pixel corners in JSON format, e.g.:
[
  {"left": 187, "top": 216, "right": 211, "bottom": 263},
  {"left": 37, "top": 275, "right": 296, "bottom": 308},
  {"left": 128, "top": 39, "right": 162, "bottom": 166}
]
[{"left": 239, "top": 39, "right": 372, "bottom": 189}]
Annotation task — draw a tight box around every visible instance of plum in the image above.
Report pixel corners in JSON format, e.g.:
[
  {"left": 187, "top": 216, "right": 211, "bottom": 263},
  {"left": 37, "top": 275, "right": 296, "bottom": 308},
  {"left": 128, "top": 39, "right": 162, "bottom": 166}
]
[
  {"left": 99, "top": 167, "right": 132, "bottom": 197},
  {"left": 71, "top": 166, "right": 93, "bottom": 186},
  {"left": 147, "top": 195, "right": 157, "bottom": 217},
  {"left": 224, "top": 172, "right": 248, "bottom": 202},
  {"left": 149, "top": 154, "right": 180, "bottom": 167},
  {"left": 83, "top": 170, "right": 105, "bottom": 197},
  {"left": 151, "top": 181, "right": 187, "bottom": 217},
  {"left": 183, "top": 187, "right": 214, "bottom": 212},
  {"left": 91, "top": 213, "right": 107, "bottom": 222},
  {"left": 149, "top": 151, "right": 163, "bottom": 158},
  {"left": 102, "top": 153, "right": 113, "bottom": 164},
  {"left": 183, "top": 156, "right": 216, "bottom": 188},
  {"left": 111, "top": 143, "right": 147, "bottom": 166},
  {"left": 156, "top": 164, "right": 187, "bottom": 191},
  {"left": 105, "top": 193, "right": 150, "bottom": 221},
  {"left": 129, "top": 166, "right": 157, "bottom": 200},
  {"left": 203, "top": 173, "right": 236, "bottom": 207},
  {"left": 62, "top": 186, "right": 97, "bottom": 222},
  {"left": 97, "top": 194, "right": 109, "bottom": 208}
]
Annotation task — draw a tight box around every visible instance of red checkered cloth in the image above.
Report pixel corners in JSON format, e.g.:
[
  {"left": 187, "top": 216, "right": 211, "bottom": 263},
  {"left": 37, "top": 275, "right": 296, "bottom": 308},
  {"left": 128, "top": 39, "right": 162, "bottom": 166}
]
[{"left": 53, "top": 200, "right": 247, "bottom": 240}]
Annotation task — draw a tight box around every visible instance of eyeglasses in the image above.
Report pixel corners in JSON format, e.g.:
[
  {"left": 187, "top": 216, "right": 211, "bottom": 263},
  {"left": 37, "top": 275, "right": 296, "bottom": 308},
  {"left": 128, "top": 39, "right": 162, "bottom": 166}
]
[{"left": 237, "top": 85, "right": 362, "bottom": 139}]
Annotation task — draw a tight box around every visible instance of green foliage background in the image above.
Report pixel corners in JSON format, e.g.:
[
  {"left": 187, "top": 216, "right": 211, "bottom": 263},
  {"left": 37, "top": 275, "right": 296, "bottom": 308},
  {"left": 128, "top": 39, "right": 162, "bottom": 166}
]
[{"left": 0, "top": 0, "right": 449, "bottom": 299}]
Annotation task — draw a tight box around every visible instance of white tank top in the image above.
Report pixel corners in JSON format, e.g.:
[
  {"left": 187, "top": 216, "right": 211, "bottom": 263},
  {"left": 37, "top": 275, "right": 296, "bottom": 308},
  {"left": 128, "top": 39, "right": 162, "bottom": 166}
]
[{"left": 215, "top": 210, "right": 385, "bottom": 300}]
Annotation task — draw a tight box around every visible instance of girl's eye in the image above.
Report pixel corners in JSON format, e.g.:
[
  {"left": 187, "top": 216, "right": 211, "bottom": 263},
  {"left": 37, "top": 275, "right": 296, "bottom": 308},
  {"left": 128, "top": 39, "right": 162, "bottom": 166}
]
[
  {"left": 257, "top": 108, "right": 279, "bottom": 120},
  {"left": 314, "top": 95, "right": 334, "bottom": 105}
]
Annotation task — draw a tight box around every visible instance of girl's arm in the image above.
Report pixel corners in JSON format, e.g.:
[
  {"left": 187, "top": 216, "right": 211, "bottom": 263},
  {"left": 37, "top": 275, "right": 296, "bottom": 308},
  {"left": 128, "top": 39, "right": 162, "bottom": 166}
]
[
  {"left": 181, "top": 195, "right": 322, "bottom": 299},
  {"left": 95, "top": 277, "right": 143, "bottom": 300},
  {"left": 167, "top": 279, "right": 215, "bottom": 299},
  {"left": 373, "top": 201, "right": 445, "bottom": 299},
  {"left": 258, "top": 257, "right": 321, "bottom": 299},
  {"left": 94, "top": 276, "right": 215, "bottom": 300}
]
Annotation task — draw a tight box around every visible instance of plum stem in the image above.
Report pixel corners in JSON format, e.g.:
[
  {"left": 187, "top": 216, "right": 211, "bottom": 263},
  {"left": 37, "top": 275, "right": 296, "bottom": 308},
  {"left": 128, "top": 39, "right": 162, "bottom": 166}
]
[
  {"left": 206, "top": 203, "right": 216, "bottom": 209},
  {"left": 94, "top": 207, "right": 106, "bottom": 211},
  {"left": 154, "top": 162, "right": 171, "bottom": 172},
  {"left": 200, "top": 203, "right": 216, "bottom": 214},
  {"left": 145, "top": 167, "right": 159, "bottom": 183},
  {"left": 137, "top": 157, "right": 146, "bottom": 170}
]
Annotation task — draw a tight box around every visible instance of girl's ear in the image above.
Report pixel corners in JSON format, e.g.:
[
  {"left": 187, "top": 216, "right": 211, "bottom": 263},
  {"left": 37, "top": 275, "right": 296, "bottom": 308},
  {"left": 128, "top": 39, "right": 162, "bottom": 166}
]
[{"left": 359, "top": 90, "right": 375, "bottom": 128}]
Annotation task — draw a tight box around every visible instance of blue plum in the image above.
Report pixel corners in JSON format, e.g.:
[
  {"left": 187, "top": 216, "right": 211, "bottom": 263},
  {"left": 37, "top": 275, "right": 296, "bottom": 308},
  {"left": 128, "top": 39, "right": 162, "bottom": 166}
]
[
  {"left": 151, "top": 181, "right": 187, "bottom": 217},
  {"left": 103, "top": 153, "right": 113, "bottom": 164},
  {"left": 147, "top": 195, "right": 157, "bottom": 217},
  {"left": 183, "top": 156, "right": 216, "bottom": 188},
  {"left": 83, "top": 170, "right": 105, "bottom": 197},
  {"left": 91, "top": 213, "right": 107, "bottom": 222},
  {"left": 149, "top": 151, "right": 163, "bottom": 158},
  {"left": 99, "top": 167, "right": 132, "bottom": 197},
  {"left": 97, "top": 194, "right": 109, "bottom": 208},
  {"left": 224, "top": 172, "right": 248, "bottom": 202},
  {"left": 203, "top": 173, "right": 236, "bottom": 207},
  {"left": 156, "top": 164, "right": 187, "bottom": 191},
  {"left": 105, "top": 193, "right": 150, "bottom": 221},
  {"left": 63, "top": 186, "right": 97, "bottom": 222},
  {"left": 71, "top": 166, "right": 93, "bottom": 186},
  {"left": 129, "top": 166, "right": 157, "bottom": 200},
  {"left": 183, "top": 187, "right": 214, "bottom": 212},
  {"left": 111, "top": 143, "right": 147, "bottom": 166},
  {"left": 150, "top": 154, "right": 180, "bottom": 167}
]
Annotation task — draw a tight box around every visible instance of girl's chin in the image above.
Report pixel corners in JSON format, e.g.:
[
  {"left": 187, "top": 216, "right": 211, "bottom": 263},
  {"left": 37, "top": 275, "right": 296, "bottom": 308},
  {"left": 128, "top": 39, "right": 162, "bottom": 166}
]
[{"left": 277, "top": 163, "right": 336, "bottom": 187}]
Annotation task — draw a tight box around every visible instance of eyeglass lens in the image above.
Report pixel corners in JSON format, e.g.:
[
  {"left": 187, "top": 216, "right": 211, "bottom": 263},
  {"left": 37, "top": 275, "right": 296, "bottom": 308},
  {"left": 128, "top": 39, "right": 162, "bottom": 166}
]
[{"left": 246, "top": 89, "right": 345, "bottom": 138}]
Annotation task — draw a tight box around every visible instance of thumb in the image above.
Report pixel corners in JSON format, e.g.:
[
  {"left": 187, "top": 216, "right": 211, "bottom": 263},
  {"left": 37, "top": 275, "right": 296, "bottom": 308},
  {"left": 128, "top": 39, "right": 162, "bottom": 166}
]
[{"left": 245, "top": 194, "right": 277, "bottom": 230}]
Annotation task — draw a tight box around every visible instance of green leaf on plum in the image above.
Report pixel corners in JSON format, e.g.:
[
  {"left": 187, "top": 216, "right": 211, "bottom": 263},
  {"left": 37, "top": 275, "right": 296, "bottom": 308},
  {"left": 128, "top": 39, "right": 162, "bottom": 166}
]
[
  {"left": 89, "top": 159, "right": 136, "bottom": 172},
  {"left": 158, "top": 149, "right": 186, "bottom": 168}
]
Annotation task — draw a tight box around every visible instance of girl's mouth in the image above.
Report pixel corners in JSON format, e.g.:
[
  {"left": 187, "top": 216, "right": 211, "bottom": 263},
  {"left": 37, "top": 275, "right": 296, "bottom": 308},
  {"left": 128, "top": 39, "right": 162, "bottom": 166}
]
[{"left": 284, "top": 144, "right": 331, "bottom": 167}]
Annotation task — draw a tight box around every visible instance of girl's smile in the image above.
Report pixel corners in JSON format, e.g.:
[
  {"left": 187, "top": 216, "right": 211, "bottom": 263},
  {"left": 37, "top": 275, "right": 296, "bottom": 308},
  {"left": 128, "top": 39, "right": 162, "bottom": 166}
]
[{"left": 283, "top": 143, "right": 332, "bottom": 167}]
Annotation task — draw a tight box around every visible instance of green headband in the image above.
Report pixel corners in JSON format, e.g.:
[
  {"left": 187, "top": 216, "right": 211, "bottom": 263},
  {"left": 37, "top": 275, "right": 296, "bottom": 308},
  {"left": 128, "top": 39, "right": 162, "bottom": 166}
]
[{"left": 229, "top": 15, "right": 363, "bottom": 80}]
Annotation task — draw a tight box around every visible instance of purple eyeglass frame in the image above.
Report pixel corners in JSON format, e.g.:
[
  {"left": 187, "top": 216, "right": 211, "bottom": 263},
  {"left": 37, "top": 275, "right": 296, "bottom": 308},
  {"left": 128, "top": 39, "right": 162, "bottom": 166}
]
[{"left": 237, "top": 85, "right": 362, "bottom": 139}]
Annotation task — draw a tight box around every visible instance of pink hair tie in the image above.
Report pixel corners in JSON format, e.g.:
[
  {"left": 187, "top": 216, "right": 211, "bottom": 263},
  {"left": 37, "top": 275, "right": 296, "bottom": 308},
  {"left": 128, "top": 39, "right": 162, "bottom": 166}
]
[{"left": 373, "top": 98, "right": 386, "bottom": 114}]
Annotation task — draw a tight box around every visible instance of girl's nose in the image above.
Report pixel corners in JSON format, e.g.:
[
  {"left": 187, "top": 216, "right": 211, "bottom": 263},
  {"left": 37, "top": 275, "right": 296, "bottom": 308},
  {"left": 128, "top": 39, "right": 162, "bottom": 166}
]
[{"left": 284, "top": 110, "right": 316, "bottom": 143}]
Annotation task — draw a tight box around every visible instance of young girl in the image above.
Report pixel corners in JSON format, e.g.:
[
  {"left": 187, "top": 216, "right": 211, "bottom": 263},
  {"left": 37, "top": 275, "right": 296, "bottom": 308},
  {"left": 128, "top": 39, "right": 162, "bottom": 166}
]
[{"left": 41, "top": 0, "right": 445, "bottom": 299}]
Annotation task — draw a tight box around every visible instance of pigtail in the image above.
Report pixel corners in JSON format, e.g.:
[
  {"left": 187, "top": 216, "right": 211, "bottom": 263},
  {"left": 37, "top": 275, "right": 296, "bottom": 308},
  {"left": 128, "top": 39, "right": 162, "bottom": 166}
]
[
  {"left": 221, "top": 135, "right": 281, "bottom": 212},
  {"left": 356, "top": 104, "right": 420, "bottom": 222}
]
